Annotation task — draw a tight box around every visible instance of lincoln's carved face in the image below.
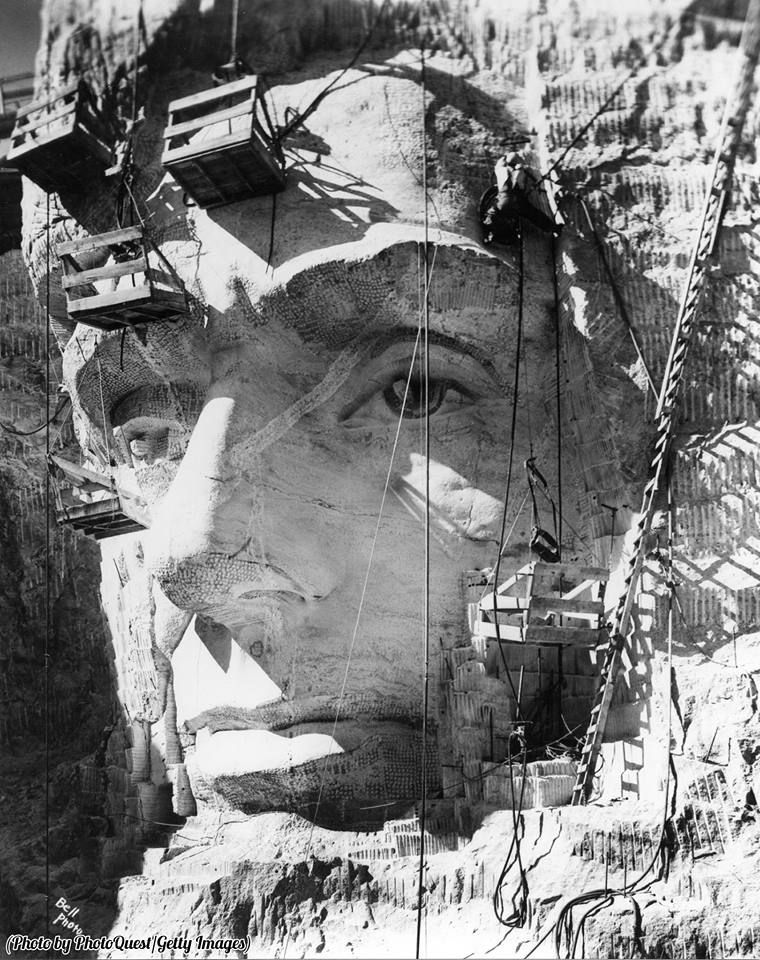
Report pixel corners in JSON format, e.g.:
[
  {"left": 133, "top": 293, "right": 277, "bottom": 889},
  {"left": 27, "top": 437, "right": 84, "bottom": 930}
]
[{"left": 58, "top": 37, "right": 635, "bottom": 827}]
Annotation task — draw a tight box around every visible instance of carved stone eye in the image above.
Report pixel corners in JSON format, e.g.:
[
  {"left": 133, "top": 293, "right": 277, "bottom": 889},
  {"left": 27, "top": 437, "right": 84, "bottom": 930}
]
[
  {"left": 114, "top": 417, "right": 188, "bottom": 466},
  {"left": 128, "top": 431, "right": 169, "bottom": 464},
  {"left": 383, "top": 376, "right": 450, "bottom": 418}
]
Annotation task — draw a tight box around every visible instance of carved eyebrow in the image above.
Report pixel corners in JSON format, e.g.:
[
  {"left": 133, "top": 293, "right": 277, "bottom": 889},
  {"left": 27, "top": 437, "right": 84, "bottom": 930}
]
[{"left": 362, "top": 326, "right": 505, "bottom": 389}]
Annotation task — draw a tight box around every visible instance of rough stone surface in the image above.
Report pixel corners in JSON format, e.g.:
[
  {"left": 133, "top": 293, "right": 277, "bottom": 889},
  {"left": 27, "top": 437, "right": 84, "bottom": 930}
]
[{"left": 2, "top": 0, "right": 760, "bottom": 957}]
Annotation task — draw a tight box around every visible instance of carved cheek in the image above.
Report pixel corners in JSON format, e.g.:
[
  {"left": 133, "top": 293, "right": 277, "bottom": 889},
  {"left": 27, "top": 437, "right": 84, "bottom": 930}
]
[{"left": 394, "top": 452, "right": 503, "bottom": 543}]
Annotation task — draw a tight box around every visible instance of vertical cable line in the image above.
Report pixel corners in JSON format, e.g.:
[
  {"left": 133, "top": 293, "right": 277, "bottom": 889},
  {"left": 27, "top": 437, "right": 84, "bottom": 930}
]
[
  {"left": 415, "top": 43, "right": 431, "bottom": 960},
  {"left": 280, "top": 327, "right": 426, "bottom": 960},
  {"left": 230, "top": 0, "right": 240, "bottom": 60},
  {"left": 551, "top": 236, "right": 562, "bottom": 559},
  {"left": 490, "top": 227, "right": 525, "bottom": 718},
  {"left": 44, "top": 192, "right": 51, "bottom": 936}
]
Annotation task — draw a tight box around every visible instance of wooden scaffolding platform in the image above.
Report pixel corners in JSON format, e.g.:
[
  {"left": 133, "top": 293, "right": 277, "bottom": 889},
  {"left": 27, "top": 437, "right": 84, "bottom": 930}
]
[
  {"left": 57, "top": 225, "right": 187, "bottom": 331},
  {"left": 57, "top": 496, "right": 146, "bottom": 540},
  {"left": 471, "top": 561, "right": 609, "bottom": 648},
  {"left": 162, "top": 74, "right": 285, "bottom": 207},
  {"left": 6, "top": 81, "right": 112, "bottom": 193},
  {"left": 51, "top": 455, "right": 147, "bottom": 540}
]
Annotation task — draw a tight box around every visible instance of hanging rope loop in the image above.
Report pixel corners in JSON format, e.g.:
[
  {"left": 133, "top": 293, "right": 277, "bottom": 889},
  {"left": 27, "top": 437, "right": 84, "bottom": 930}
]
[{"left": 525, "top": 457, "right": 561, "bottom": 563}]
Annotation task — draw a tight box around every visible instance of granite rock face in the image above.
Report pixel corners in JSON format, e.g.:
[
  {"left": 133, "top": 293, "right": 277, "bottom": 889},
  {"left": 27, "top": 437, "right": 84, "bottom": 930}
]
[{"left": 2, "top": 0, "right": 760, "bottom": 956}]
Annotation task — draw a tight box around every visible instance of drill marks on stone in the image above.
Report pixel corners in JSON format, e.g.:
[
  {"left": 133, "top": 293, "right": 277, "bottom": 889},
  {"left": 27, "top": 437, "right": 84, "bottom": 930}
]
[
  {"left": 188, "top": 732, "right": 440, "bottom": 820},
  {"left": 347, "top": 815, "right": 461, "bottom": 861},
  {"left": 577, "top": 168, "right": 711, "bottom": 229}
]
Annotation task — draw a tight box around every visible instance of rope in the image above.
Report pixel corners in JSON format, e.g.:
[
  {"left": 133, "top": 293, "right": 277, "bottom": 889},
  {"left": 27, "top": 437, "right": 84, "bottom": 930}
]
[
  {"left": 530, "top": 22, "right": 673, "bottom": 197},
  {"left": 526, "top": 477, "right": 678, "bottom": 959},
  {"left": 266, "top": 191, "right": 277, "bottom": 272},
  {"left": 95, "top": 355, "right": 113, "bottom": 468},
  {"left": 44, "top": 188, "right": 51, "bottom": 937},
  {"left": 116, "top": 0, "right": 144, "bottom": 228},
  {"left": 230, "top": 0, "right": 240, "bottom": 60},
  {"left": 551, "top": 235, "right": 563, "bottom": 558},
  {"left": 490, "top": 225, "right": 526, "bottom": 717},
  {"left": 492, "top": 732, "right": 530, "bottom": 928},
  {"left": 415, "top": 45, "right": 431, "bottom": 960},
  {"left": 277, "top": 0, "right": 390, "bottom": 141},
  {"left": 578, "top": 198, "right": 657, "bottom": 397},
  {"left": 0, "top": 395, "right": 70, "bottom": 435},
  {"left": 484, "top": 226, "right": 534, "bottom": 936},
  {"left": 478, "top": 491, "right": 530, "bottom": 603},
  {"left": 281, "top": 328, "right": 425, "bottom": 960}
]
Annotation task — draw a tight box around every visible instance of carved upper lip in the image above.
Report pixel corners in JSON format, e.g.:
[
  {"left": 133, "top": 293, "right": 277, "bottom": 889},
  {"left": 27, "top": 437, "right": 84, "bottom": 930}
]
[{"left": 148, "top": 553, "right": 326, "bottom": 613}]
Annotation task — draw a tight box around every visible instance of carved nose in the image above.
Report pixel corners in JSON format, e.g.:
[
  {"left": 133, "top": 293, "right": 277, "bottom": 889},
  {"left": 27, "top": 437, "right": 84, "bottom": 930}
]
[
  {"left": 146, "top": 392, "right": 335, "bottom": 611},
  {"left": 146, "top": 394, "right": 251, "bottom": 606}
]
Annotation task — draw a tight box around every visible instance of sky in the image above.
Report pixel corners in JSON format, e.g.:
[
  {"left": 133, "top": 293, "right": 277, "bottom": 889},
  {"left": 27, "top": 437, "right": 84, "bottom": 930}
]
[{"left": 0, "top": 0, "right": 43, "bottom": 80}]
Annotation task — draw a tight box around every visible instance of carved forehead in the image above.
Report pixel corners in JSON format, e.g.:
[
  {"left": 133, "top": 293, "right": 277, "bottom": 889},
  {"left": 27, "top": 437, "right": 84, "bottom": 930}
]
[{"left": 211, "top": 241, "right": 526, "bottom": 349}]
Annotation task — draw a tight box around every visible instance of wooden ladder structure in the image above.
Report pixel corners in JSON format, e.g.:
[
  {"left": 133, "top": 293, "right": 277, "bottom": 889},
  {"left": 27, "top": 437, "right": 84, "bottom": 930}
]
[{"left": 570, "top": 0, "right": 760, "bottom": 805}]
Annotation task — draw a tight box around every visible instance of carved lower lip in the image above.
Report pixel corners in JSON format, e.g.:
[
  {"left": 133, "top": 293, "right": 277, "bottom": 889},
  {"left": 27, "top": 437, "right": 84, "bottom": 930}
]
[
  {"left": 184, "top": 696, "right": 421, "bottom": 735},
  {"left": 191, "top": 723, "right": 427, "bottom": 780}
]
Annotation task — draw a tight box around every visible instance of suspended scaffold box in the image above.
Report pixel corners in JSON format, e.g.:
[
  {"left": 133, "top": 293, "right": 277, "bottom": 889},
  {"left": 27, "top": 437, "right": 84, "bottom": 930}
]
[
  {"left": 58, "top": 496, "right": 146, "bottom": 540},
  {"left": 50, "top": 455, "right": 148, "bottom": 540},
  {"left": 0, "top": 163, "right": 22, "bottom": 254},
  {"left": 56, "top": 225, "right": 187, "bottom": 331},
  {"left": 471, "top": 561, "right": 608, "bottom": 648},
  {"left": 5, "top": 81, "right": 112, "bottom": 193},
  {"left": 162, "top": 74, "right": 285, "bottom": 207}
]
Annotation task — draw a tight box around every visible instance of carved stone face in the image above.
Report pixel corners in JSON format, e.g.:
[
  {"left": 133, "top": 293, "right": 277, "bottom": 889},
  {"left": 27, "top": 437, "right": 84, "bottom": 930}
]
[{"left": 58, "top": 37, "right": 636, "bottom": 828}]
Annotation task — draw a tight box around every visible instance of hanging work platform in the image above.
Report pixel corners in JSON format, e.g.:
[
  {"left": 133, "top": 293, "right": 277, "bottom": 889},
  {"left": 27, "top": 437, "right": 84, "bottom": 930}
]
[
  {"left": 5, "top": 81, "right": 112, "bottom": 193},
  {"left": 50, "top": 455, "right": 148, "bottom": 540},
  {"left": 0, "top": 164, "right": 22, "bottom": 254},
  {"left": 162, "top": 74, "right": 285, "bottom": 207},
  {"left": 470, "top": 561, "right": 608, "bottom": 647},
  {"left": 58, "top": 496, "right": 146, "bottom": 539},
  {"left": 56, "top": 226, "right": 187, "bottom": 331}
]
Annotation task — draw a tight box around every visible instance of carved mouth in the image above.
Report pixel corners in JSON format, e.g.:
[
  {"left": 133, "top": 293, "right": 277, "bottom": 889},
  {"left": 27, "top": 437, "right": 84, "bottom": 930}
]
[
  {"left": 187, "top": 722, "right": 440, "bottom": 827},
  {"left": 183, "top": 695, "right": 422, "bottom": 735}
]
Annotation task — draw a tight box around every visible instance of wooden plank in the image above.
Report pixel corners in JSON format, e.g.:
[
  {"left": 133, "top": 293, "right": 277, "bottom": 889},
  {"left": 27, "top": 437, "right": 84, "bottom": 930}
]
[
  {"left": 479, "top": 596, "right": 530, "bottom": 612},
  {"left": 524, "top": 624, "right": 605, "bottom": 646},
  {"left": 57, "top": 225, "right": 143, "bottom": 257},
  {"left": 92, "top": 522, "right": 144, "bottom": 539},
  {"left": 162, "top": 128, "right": 252, "bottom": 165},
  {"left": 165, "top": 99, "right": 252, "bottom": 140},
  {"left": 62, "top": 256, "right": 147, "bottom": 289},
  {"left": 148, "top": 290, "right": 186, "bottom": 308},
  {"left": 168, "top": 75, "right": 257, "bottom": 113},
  {"left": 532, "top": 561, "right": 609, "bottom": 581},
  {"left": 68, "top": 284, "right": 153, "bottom": 314},
  {"left": 59, "top": 497, "right": 121, "bottom": 520},
  {"left": 8, "top": 117, "right": 76, "bottom": 156},
  {"left": 49, "top": 454, "right": 112, "bottom": 488},
  {"left": 13, "top": 99, "right": 76, "bottom": 137},
  {"left": 14, "top": 82, "right": 78, "bottom": 120},
  {"left": 482, "top": 624, "right": 604, "bottom": 647},
  {"left": 473, "top": 622, "right": 524, "bottom": 642},
  {"left": 530, "top": 597, "right": 604, "bottom": 616}
]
